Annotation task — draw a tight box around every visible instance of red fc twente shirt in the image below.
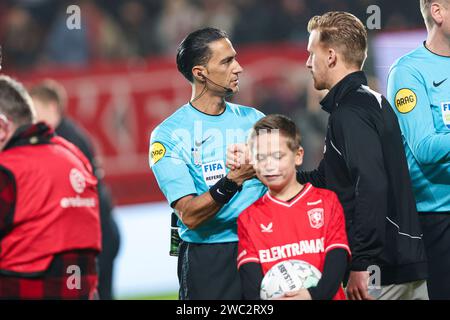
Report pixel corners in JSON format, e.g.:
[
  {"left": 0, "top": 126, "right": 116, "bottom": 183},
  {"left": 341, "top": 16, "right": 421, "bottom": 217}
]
[{"left": 237, "top": 183, "right": 351, "bottom": 300}]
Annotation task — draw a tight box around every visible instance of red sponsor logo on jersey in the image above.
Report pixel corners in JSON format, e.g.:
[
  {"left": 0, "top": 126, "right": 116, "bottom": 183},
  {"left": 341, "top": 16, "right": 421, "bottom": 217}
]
[
  {"left": 259, "top": 238, "right": 325, "bottom": 263},
  {"left": 308, "top": 208, "right": 324, "bottom": 229}
]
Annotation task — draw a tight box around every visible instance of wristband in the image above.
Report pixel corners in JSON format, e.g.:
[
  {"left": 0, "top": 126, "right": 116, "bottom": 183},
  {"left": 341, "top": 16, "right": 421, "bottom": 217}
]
[{"left": 209, "top": 176, "right": 242, "bottom": 204}]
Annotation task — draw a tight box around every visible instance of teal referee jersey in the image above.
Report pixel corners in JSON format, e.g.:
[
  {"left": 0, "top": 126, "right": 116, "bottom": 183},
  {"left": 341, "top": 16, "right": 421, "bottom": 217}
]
[
  {"left": 387, "top": 43, "right": 450, "bottom": 212},
  {"left": 149, "top": 102, "right": 266, "bottom": 243}
]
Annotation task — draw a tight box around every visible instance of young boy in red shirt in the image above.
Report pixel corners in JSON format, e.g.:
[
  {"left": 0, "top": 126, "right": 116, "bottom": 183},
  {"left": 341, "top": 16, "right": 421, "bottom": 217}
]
[{"left": 237, "top": 114, "right": 351, "bottom": 300}]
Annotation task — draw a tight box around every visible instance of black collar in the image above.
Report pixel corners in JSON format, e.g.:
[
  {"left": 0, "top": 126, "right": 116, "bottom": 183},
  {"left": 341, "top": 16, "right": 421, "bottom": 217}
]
[
  {"left": 423, "top": 41, "right": 450, "bottom": 58},
  {"left": 320, "top": 71, "right": 367, "bottom": 114},
  {"left": 189, "top": 102, "right": 227, "bottom": 116},
  {"left": 4, "top": 122, "right": 54, "bottom": 151}
]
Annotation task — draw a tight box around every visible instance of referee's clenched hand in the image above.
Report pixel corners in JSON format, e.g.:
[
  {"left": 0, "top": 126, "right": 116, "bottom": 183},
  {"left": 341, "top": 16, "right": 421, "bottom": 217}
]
[
  {"left": 227, "top": 163, "right": 256, "bottom": 186},
  {"left": 226, "top": 143, "right": 251, "bottom": 170}
]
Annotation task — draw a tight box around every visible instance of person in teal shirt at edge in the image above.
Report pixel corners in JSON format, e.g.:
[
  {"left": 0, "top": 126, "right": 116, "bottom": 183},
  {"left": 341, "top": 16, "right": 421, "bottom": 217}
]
[
  {"left": 387, "top": 0, "right": 450, "bottom": 300},
  {"left": 149, "top": 28, "right": 266, "bottom": 300}
]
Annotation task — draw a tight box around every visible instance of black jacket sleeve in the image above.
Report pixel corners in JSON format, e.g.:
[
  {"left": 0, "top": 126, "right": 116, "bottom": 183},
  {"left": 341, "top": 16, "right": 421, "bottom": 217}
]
[
  {"left": 297, "top": 159, "right": 326, "bottom": 188},
  {"left": 331, "top": 106, "right": 387, "bottom": 271},
  {"left": 307, "top": 248, "right": 349, "bottom": 300},
  {"left": 240, "top": 262, "right": 264, "bottom": 300}
]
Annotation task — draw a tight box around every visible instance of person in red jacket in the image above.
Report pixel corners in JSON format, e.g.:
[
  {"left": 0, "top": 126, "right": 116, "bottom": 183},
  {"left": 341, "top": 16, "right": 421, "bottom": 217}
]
[
  {"left": 0, "top": 75, "right": 101, "bottom": 299},
  {"left": 30, "top": 79, "right": 120, "bottom": 300},
  {"left": 237, "top": 114, "right": 350, "bottom": 300}
]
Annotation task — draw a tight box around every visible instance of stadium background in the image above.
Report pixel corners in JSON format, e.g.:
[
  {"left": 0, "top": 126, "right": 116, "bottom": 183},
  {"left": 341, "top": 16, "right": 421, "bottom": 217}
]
[{"left": 0, "top": 0, "right": 427, "bottom": 299}]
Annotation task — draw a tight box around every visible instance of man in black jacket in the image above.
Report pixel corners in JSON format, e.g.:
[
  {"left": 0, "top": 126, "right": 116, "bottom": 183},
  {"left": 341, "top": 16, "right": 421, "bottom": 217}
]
[
  {"left": 298, "top": 11, "right": 427, "bottom": 300},
  {"left": 228, "top": 11, "right": 428, "bottom": 300}
]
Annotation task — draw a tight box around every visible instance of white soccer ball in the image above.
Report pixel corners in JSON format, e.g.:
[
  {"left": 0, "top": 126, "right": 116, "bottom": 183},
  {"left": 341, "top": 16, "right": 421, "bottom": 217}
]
[{"left": 260, "top": 259, "right": 322, "bottom": 300}]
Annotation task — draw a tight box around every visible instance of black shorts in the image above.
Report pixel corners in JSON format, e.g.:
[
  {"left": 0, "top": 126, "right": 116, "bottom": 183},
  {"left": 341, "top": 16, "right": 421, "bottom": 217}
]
[
  {"left": 419, "top": 212, "right": 450, "bottom": 300},
  {"left": 178, "top": 241, "right": 242, "bottom": 300}
]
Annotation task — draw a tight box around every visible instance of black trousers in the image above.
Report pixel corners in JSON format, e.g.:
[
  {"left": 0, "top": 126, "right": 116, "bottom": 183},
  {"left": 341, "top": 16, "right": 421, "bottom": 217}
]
[
  {"left": 419, "top": 212, "right": 450, "bottom": 300},
  {"left": 178, "top": 241, "right": 242, "bottom": 300},
  {"left": 97, "top": 185, "right": 121, "bottom": 300}
]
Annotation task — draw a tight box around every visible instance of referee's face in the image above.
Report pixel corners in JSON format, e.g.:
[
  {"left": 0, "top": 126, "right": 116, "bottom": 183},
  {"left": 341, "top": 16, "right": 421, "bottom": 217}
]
[
  {"left": 306, "top": 30, "right": 330, "bottom": 90},
  {"left": 203, "top": 38, "right": 243, "bottom": 95}
]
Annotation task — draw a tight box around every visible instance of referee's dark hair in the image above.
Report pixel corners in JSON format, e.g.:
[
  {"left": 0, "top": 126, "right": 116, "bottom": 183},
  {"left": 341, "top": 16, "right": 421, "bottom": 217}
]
[
  {"left": 250, "top": 114, "right": 302, "bottom": 152},
  {"left": 176, "top": 27, "right": 228, "bottom": 83}
]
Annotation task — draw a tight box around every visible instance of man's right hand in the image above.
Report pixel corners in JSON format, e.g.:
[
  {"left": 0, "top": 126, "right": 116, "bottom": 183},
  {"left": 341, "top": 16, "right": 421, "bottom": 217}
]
[
  {"left": 226, "top": 143, "right": 251, "bottom": 170},
  {"left": 346, "top": 271, "right": 374, "bottom": 300}
]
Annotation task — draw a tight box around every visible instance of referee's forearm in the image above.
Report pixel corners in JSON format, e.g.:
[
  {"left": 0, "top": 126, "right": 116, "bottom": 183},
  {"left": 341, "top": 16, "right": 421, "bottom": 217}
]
[{"left": 176, "top": 192, "right": 223, "bottom": 230}]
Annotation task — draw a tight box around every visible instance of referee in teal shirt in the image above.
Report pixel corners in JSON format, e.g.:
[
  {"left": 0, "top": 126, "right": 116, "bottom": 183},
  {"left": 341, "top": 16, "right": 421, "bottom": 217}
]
[
  {"left": 387, "top": 0, "right": 450, "bottom": 299},
  {"left": 149, "top": 28, "right": 266, "bottom": 300}
]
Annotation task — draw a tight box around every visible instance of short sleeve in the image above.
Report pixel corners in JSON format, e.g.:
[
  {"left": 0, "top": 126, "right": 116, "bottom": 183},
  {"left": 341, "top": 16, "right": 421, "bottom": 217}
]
[
  {"left": 149, "top": 125, "right": 197, "bottom": 206},
  {"left": 237, "top": 211, "right": 260, "bottom": 269},
  {"left": 387, "top": 64, "right": 450, "bottom": 164}
]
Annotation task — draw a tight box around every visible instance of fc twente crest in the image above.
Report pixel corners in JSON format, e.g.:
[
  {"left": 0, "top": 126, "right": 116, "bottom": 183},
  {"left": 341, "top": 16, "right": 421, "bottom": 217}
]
[{"left": 307, "top": 208, "right": 324, "bottom": 229}]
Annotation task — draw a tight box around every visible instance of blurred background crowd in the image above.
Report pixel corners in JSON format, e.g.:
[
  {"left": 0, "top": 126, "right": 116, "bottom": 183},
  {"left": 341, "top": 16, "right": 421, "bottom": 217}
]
[
  {"left": 0, "top": 0, "right": 426, "bottom": 170},
  {"left": 0, "top": 0, "right": 423, "bottom": 70}
]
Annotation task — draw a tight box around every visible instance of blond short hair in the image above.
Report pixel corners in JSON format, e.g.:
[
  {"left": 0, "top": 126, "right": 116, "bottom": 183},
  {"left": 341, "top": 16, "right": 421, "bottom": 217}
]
[
  {"left": 307, "top": 11, "right": 368, "bottom": 69},
  {"left": 420, "top": 0, "right": 449, "bottom": 29}
]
